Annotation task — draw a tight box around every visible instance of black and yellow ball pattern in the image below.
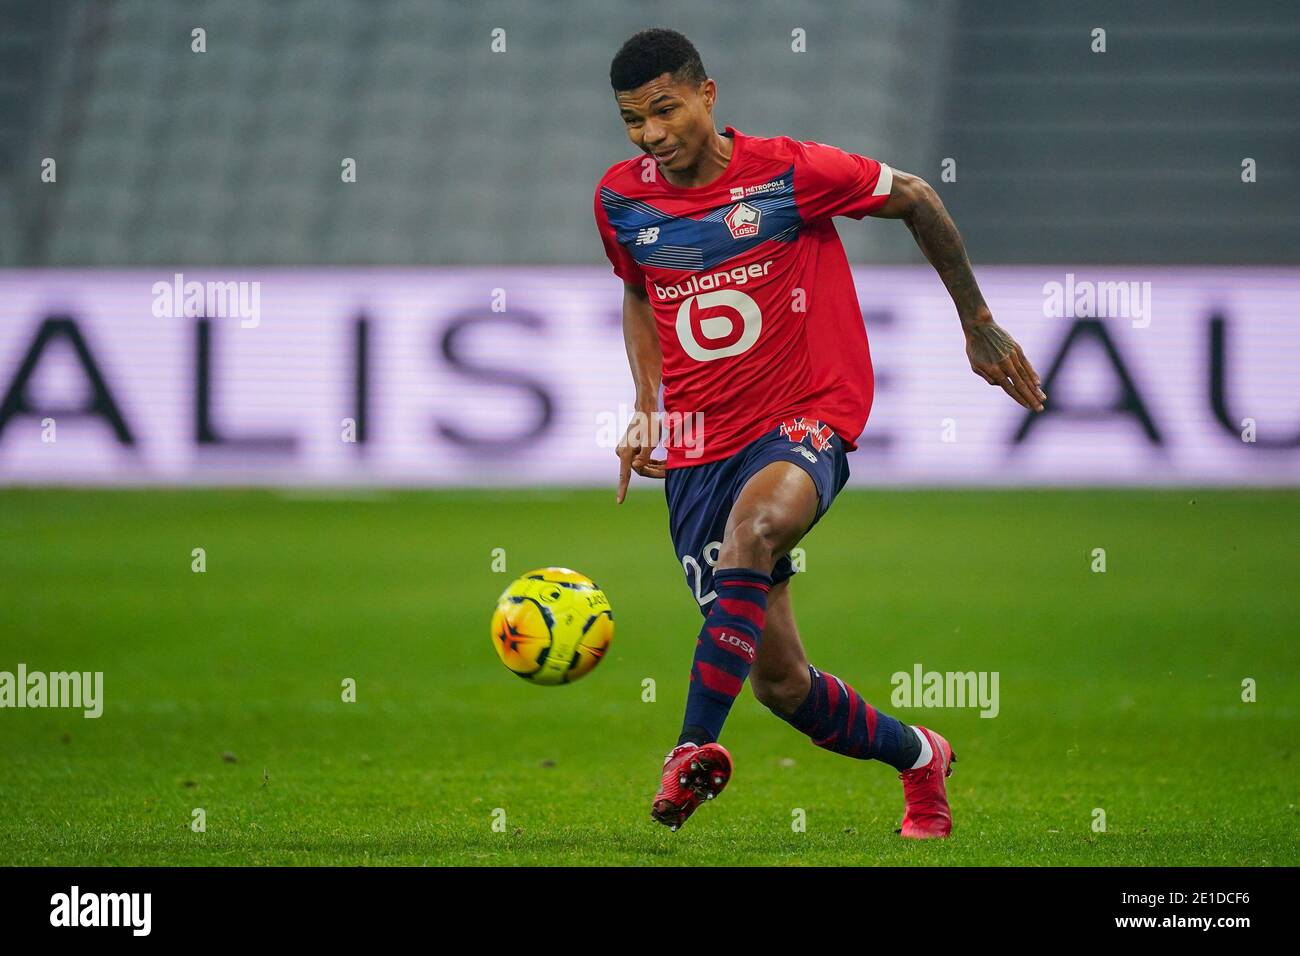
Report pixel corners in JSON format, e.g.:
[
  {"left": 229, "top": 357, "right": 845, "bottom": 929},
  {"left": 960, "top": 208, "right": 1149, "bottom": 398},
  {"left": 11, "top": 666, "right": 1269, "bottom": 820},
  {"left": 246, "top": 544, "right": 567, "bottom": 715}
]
[{"left": 490, "top": 567, "right": 613, "bottom": 685}]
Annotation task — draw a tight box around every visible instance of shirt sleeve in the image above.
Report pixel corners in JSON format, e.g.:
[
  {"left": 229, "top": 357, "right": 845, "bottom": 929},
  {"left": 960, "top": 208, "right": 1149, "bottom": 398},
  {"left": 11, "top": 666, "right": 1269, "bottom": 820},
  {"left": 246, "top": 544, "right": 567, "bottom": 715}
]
[
  {"left": 593, "top": 185, "right": 647, "bottom": 285},
  {"left": 791, "top": 139, "right": 894, "bottom": 222}
]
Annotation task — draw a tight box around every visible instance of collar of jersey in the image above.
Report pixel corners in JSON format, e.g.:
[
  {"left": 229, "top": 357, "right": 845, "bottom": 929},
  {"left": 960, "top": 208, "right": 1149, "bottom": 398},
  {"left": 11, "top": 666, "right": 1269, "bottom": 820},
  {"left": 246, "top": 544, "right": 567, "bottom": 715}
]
[{"left": 653, "top": 126, "right": 745, "bottom": 194}]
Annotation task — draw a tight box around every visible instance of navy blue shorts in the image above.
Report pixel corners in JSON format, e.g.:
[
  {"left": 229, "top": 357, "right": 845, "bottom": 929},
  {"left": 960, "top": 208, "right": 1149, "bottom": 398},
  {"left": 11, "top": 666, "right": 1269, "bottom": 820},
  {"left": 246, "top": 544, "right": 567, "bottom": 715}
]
[{"left": 664, "top": 417, "right": 851, "bottom": 617}]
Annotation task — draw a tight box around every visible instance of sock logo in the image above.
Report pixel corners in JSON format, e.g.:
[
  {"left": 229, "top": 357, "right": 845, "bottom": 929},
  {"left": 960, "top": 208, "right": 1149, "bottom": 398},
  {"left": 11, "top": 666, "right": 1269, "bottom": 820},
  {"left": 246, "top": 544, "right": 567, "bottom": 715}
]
[{"left": 716, "top": 631, "right": 755, "bottom": 659}]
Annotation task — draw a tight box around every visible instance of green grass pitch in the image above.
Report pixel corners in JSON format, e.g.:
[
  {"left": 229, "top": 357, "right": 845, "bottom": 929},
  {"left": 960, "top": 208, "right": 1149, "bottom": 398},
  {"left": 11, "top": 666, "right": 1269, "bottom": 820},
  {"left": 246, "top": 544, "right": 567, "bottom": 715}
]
[{"left": 0, "top": 487, "right": 1296, "bottom": 866}]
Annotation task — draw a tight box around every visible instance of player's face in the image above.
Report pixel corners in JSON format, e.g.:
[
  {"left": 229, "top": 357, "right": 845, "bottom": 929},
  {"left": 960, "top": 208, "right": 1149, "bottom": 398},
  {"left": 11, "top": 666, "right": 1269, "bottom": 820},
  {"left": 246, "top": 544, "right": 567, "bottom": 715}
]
[{"left": 615, "top": 73, "right": 716, "bottom": 174}]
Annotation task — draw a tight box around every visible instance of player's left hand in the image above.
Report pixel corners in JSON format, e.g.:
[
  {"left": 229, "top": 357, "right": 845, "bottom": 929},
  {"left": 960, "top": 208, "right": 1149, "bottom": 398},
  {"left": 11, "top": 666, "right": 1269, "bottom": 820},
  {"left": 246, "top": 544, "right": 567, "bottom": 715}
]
[{"left": 963, "top": 315, "right": 1046, "bottom": 412}]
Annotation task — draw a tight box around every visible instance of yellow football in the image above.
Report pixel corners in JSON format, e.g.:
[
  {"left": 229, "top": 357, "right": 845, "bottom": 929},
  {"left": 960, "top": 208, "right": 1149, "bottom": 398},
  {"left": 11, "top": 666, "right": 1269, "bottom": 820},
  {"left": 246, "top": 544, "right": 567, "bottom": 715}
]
[{"left": 490, "top": 567, "right": 613, "bottom": 685}]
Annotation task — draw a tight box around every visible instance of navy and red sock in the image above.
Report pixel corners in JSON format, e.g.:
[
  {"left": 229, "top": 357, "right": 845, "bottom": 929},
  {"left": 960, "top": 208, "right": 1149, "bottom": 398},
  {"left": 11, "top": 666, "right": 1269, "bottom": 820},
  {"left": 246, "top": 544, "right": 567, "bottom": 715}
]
[
  {"left": 776, "top": 664, "right": 921, "bottom": 771},
  {"left": 675, "top": 571, "right": 922, "bottom": 773},
  {"left": 677, "top": 567, "right": 771, "bottom": 747}
]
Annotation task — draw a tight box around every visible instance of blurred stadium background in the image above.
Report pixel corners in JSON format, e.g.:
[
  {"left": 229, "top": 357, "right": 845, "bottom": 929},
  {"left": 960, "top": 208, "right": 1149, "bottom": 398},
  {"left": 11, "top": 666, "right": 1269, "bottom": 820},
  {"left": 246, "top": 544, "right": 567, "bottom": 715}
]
[
  {"left": 1, "top": 0, "right": 1297, "bottom": 488},
  {"left": 3, "top": 0, "right": 1298, "bottom": 265},
  {"left": 0, "top": 0, "right": 1296, "bottom": 866}
]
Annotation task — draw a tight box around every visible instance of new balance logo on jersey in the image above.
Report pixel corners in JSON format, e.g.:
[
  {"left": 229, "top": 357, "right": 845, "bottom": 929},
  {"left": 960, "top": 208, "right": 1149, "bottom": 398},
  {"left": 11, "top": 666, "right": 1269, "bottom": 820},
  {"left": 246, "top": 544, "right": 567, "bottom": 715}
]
[
  {"left": 724, "top": 202, "right": 762, "bottom": 239},
  {"left": 635, "top": 226, "right": 660, "bottom": 245},
  {"left": 790, "top": 443, "right": 818, "bottom": 464}
]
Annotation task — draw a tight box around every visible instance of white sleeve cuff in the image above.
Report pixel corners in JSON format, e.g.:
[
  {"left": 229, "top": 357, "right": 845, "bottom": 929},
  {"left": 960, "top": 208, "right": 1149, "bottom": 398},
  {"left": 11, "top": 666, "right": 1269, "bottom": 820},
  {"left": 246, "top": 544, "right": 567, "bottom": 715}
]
[{"left": 872, "top": 162, "right": 894, "bottom": 197}]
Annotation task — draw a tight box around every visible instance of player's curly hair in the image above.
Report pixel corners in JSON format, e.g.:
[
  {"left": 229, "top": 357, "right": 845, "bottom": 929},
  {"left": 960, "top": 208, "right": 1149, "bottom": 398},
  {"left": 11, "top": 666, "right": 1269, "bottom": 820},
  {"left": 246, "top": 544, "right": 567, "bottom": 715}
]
[{"left": 609, "top": 28, "right": 707, "bottom": 92}]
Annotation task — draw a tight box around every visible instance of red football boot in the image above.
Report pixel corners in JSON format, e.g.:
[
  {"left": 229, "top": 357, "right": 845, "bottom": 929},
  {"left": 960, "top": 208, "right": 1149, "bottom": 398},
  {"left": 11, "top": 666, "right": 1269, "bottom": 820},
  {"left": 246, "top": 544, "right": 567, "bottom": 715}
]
[
  {"left": 650, "top": 742, "right": 733, "bottom": 831},
  {"left": 898, "top": 726, "right": 956, "bottom": 839}
]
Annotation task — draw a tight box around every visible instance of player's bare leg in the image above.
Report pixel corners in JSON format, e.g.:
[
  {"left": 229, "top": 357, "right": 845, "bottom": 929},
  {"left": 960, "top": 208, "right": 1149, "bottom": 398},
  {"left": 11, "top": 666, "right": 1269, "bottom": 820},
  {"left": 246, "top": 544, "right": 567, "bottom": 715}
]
[
  {"left": 749, "top": 579, "right": 811, "bottom": 713},
  {"left": 651, "top": 460, "right": 818, "bottom": 830},
  {"left": 751, "top": 569, "right": 957, "bottom": 839},
  {"left": 715, "top": 460, "right": 819, "bottom": 570}
]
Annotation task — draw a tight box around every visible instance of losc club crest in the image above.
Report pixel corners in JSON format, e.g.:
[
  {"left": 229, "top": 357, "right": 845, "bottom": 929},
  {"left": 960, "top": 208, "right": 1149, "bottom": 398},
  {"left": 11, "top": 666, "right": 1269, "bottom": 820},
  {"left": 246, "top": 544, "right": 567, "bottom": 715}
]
[{"left": 724, "top": 201, "right": 761, "bottom": 239}]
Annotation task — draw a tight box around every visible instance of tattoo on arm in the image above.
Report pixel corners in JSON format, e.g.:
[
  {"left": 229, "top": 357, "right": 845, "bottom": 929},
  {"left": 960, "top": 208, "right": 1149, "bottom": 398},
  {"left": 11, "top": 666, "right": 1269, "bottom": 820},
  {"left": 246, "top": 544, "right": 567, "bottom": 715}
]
[
  {"left": 965, "top": 321, "right": 1020, "bottom": 366},
  {"left": 903, "top": 191, "right": 988, "bottom": 326}
]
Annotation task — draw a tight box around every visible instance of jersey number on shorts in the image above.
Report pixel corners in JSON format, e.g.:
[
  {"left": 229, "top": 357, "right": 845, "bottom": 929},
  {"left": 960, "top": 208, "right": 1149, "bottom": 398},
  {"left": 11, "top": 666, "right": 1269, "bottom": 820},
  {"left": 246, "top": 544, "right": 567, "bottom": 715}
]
[{"left": 681, "top": 539, "right": 722, "bottom": 606}]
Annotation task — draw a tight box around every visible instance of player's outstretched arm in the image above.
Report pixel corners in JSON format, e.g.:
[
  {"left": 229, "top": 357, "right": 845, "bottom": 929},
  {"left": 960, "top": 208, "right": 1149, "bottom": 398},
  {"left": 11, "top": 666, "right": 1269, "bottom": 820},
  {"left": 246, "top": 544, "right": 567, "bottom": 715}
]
[
  {"left": 871, "top": 169, "right": 1046, "bottom": 413},
  {"left": 616, "top": 281, "right": 665, "bottom": 504}
]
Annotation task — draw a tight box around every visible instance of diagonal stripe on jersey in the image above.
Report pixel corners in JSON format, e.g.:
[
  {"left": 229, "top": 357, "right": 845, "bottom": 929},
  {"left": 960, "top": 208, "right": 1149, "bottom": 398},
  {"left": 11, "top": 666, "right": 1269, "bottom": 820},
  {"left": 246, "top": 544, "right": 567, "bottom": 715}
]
[{"left": 599, "top": 168, "right": 802, "bottom": 273}]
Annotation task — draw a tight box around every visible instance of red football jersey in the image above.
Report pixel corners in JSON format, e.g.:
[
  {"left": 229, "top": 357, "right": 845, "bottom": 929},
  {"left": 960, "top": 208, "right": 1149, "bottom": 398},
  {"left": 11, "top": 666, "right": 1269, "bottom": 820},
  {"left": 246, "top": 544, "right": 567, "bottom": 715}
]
[{"left": 594, "top": 125, "right": 893, "bottom": 467}]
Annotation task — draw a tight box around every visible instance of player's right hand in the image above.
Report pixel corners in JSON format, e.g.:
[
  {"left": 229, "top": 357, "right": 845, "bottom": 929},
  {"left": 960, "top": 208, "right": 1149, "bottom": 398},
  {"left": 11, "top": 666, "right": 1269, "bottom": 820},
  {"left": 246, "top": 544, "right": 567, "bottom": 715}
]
[{"left": 616, "top": 409, "right": 665, "bottom": 504}]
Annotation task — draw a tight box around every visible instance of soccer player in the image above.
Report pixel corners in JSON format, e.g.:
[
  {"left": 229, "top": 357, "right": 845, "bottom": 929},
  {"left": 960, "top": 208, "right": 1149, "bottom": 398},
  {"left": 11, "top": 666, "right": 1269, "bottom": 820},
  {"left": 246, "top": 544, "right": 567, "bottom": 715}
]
[{"left": 594, "top": 29, "right": 1045, "bottom": 838}]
